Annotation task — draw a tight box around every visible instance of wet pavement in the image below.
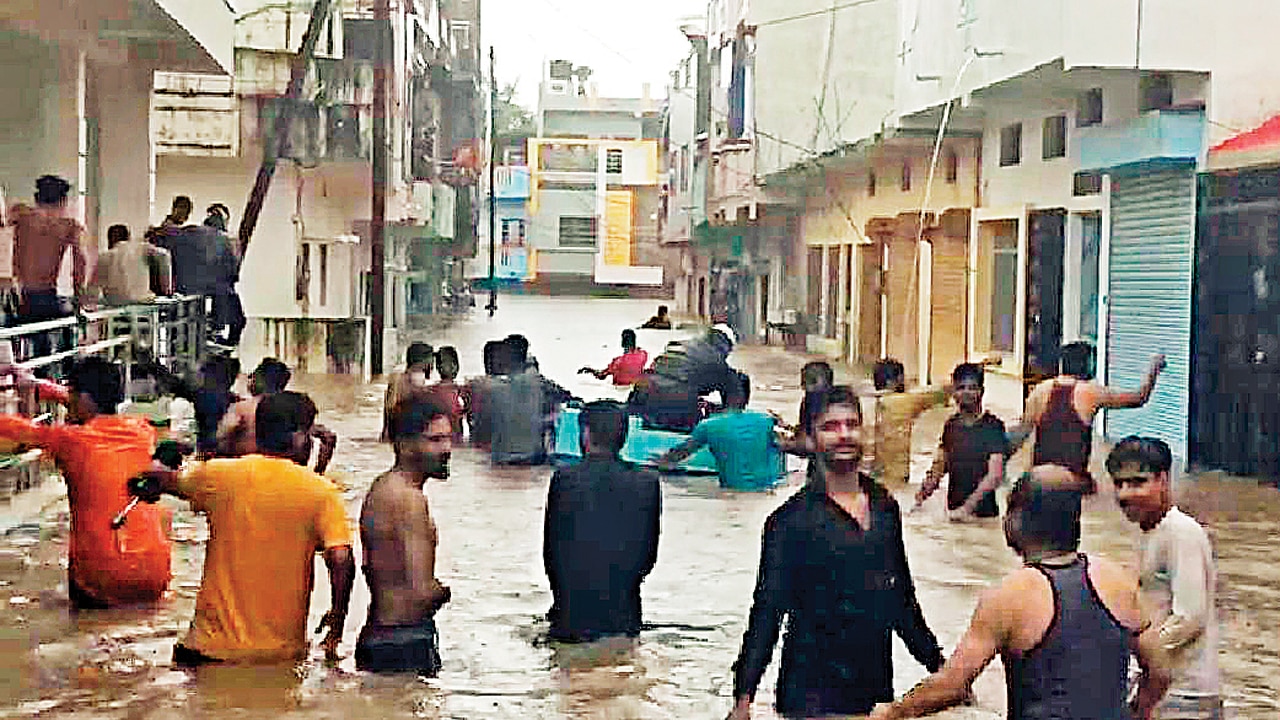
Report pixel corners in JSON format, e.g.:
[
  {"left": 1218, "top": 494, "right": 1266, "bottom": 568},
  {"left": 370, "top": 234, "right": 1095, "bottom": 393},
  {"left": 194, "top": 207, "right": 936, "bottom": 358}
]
[{"left": 0, "top": 295, "right": 1275, "bottom": 719}]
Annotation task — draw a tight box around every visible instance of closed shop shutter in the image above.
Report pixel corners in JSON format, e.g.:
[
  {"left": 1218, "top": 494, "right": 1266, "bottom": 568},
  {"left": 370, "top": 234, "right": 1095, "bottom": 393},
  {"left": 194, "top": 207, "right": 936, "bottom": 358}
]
[
  {"left": 858, "top": 243, "right": 882, "bottom": 363},
  {"left": 886, "top": 236, "right": 919, "bottom": 379},
  {"left": 1105, "top": 164, "right": 1196, "bottom": 459},
  {"left": 930, "top": 232, "right": 968, "bottom": 384}
]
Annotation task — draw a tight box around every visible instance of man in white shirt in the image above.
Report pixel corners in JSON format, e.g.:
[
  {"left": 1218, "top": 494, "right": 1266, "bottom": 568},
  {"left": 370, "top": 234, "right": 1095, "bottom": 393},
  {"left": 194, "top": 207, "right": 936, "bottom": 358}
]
[
  {"left": 1109, "top": 436, "right": 1222, "bottom": 719},
  {"left": 91, "top": 224, "right": 173, "bottom": 306}
]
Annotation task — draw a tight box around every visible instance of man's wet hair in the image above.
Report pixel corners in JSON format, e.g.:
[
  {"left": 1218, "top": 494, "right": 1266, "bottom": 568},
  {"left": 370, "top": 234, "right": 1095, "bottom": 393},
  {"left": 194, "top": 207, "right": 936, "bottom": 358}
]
[
  {"left": 1105, "top": 436, "right": 1173, "bottom": 476},
  {"left": 67, "top": 356, "right": 124, "bottom": 415},
  {"left": 814, "top": 385, "right": 863, "bottom": 425},
  {"left": 207, "top": 203, "right": 230, "bottom": 220},
  {"left": 389, "top": 390, "right": 453, "bottom": 442},
  {"left": 873, "top": 359, "right": 906, "bottom": 392},
  {"left": 505, "top": 334, "right": 530, "bottom": 366},
  {"left": 802, "top": 361, "right": 834, "bottom": 387},
  {"left": 171, "top": 196, "right": 193, "bottom": 214},
  {"left": 621, "top": 329, "right": 637, "bottom": 348},
  {"left": 435, "top": 346, "right": 459, "bottom": 380},
  {"left": 107, "top": 224, "right": 130, "bottom": 247},
  {"left": 952, "top": 362, "right": 985, "bottom": 387},
  {"left": 1060, "top": 341, "right": 1096, "bottom": 380},
  {"left": 203, "top": 211, "right": 227, "bottom": 232},
  {"left": 406, "top": 342, "right": 434, "bottom": 368},
  {"left": 657, "top": 305, "right": 669, "bottom": 316},
  {"left": 200, "top": 355, "right": 241, "bottom": 391},
  {"left": 35, "top": 175, "right": 71, "bottom": 206},
  {"left": 724, "top": 370, "right": 751, "bottom": 408},
  {"left": 579, "top": 400, "right": 629, "bottom": 455},
  {"left": 1007, "top": 473, "right": 1082, "bottom": 553},
  {"left": 253, "top": 357, "right": 292, "bottom": 393},
  {"left": 482, "top": 340, "right": 503, "bottom": 375},
  {"left": 256, "top": 391, "right": 317, "bottom": 454}
]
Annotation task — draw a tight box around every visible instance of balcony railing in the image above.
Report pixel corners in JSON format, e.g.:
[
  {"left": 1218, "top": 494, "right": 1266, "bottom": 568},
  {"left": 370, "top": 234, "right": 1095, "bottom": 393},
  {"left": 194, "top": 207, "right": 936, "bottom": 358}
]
[{"left": 710, "top": 141, "right": 757, "bottom": 204}]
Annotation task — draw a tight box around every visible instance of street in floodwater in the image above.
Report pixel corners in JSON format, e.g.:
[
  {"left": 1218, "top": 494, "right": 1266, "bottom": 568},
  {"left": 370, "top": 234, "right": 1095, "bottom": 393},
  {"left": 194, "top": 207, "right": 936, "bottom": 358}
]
[{"left": 0, "top": 296, "right": 1276, "bottom": 719}]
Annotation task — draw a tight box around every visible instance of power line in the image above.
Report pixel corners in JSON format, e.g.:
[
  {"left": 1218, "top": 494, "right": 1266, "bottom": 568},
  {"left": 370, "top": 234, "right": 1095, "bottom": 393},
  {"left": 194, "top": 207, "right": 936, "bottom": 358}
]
[{"left": 754, "top": 0, "right": 892, "bottom": 29}]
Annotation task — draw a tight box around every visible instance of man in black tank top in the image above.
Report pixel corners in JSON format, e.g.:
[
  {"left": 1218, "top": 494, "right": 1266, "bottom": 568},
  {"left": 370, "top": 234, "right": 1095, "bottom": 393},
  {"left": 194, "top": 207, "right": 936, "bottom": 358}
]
[
  {"left": 869, "top": 466, "right": 1173, "bottom": 720},
  {"left": 1010, "top": 342, "right": 1165, "bottom": 494}
]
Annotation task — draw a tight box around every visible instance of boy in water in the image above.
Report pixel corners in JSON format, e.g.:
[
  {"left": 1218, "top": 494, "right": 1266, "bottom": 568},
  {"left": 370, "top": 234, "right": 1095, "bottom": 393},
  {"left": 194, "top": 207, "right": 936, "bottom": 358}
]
[
  {"left": 871, "top": 359, "right": 948, "bottom": 489},
  {"left": 913, "top": 363, "right": 1008, "bottom": 521},
  {"left": 432, "top": 346, "right": 466, "bottom": 442}
]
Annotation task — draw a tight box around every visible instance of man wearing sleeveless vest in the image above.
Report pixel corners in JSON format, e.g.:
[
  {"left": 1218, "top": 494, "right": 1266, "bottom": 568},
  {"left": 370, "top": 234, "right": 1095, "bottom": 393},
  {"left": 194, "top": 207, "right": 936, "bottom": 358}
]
[
  {"left": 870, "top": 465, "right": 1173, "bottom": 720},
  {"left": 1011, "top": 342, "right": 1165, "bottom": 494}
]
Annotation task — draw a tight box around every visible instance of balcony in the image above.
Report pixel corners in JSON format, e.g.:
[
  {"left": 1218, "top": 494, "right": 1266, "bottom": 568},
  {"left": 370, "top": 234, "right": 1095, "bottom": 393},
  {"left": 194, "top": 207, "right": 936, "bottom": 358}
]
[
  {"left": 1076, "top": 109, "right": 1206, "bottom": 172},
  {"left": 709, "top": 141, "right": 760, "bottom": 222}
]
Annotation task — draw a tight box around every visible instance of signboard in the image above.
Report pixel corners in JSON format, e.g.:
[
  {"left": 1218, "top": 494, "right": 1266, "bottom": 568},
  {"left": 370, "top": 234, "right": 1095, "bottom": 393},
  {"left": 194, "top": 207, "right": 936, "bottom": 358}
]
[{"left": 603, "top": 191, "right": 632, "bottom": 267}]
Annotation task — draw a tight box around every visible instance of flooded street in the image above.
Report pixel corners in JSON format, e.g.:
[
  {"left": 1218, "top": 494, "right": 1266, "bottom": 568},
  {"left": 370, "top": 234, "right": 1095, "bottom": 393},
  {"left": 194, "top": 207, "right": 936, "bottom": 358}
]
[{"left": 0, "top": 296, "right": 1276, "bottom": 719}]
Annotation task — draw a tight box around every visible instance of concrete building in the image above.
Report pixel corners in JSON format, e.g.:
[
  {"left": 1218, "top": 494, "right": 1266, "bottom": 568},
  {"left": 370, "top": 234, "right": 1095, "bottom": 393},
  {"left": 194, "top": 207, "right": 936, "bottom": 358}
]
[
  {"left": 0, "top": 0, "right": 234, "bottom": 287},
  {"left": 486, "top": 61, "right": 670, "bottom": 294},
  {"left": 152, "top": 0, "right": 483, "bottom": 376},
  {"left": 892, "top": 0, "right": 1280, "bottom": 462}
]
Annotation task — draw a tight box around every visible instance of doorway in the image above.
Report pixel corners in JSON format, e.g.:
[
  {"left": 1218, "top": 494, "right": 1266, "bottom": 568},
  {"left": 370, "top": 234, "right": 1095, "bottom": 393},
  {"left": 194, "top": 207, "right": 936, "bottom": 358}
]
[{"left": 1025, "top": 209, "right": 1066, "bottom": 385}]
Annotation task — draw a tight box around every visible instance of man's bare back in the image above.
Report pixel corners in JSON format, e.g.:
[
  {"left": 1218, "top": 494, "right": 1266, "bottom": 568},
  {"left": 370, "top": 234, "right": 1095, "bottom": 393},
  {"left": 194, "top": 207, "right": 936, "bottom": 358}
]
[
  {"left": 360, "top": 472, "right": 449, "bottom": 628},
  {"left": 216, "top": 394, "right": 336, "bottom": 473}
]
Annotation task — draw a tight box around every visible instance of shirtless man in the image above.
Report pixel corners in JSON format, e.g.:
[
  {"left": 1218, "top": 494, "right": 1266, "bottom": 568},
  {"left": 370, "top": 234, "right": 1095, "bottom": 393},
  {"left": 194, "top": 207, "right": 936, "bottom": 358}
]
[
  {"left": 1010, "top": 341, "right": 1165, "bottom": 493},
  {"left": 357, "top": 391, "right": 453, "bottom": 674},
  {"left": 217, "top": 358, "right": 336, "bottom": 473},
  {"left": 869, "top": 465, "right": 1173, "bottom": 720}
]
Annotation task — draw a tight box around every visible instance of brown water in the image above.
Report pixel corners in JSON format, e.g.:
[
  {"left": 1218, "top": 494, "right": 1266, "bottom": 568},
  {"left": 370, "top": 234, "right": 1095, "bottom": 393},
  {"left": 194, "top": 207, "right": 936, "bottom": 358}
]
[{"left": 0, "top": 296, "right": 1275, "bottom": 719}]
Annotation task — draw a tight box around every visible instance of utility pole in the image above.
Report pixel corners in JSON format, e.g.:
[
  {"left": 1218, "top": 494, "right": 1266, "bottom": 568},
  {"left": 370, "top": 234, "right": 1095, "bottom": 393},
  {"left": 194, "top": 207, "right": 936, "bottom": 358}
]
[
  {"left": 238, "top": 0, "right": 334, "bottom": 256},
  {"left": 486, "top": 46, "right": 498, "bottom": 317},
  {"left": 370, "top": 0, "right": 389, "bottom": 374}
]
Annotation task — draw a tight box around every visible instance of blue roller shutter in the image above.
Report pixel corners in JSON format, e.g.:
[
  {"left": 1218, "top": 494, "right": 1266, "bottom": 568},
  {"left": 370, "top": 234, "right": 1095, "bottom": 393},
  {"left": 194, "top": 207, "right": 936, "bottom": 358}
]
[{"left": 1104, "top": 163, "right": 1197, "bottom": 461}]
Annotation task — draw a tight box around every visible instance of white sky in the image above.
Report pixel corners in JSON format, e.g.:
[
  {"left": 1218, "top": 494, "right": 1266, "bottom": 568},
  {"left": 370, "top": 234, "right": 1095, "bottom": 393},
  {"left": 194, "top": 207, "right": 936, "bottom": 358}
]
[{"left": 481, "top": 0, "right": 703, "bottom": 107}]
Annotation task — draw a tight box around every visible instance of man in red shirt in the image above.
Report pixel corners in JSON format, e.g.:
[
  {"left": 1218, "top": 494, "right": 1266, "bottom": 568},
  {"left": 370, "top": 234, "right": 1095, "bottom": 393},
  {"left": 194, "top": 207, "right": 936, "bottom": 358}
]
[
  {"left": 579, "top": 329, "right": 649, "bottom": 387},
  {"left": 0, "top": 356, "right": 171, "bottom": 608}
]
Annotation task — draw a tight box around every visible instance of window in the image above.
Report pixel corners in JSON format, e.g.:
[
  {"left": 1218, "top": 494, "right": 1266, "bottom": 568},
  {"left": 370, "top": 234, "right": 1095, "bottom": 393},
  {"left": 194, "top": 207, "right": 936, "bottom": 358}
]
[
  {"left": 501, "top": 219, "right": 527, "bottom": 247},
  {"left": 558, "top": 216, "right": 598, "bottom": 247},
  {"left": 449, "top": 20, "right": 472, "bottom": 51},
  {"left": 1141, "top": 73, "right": 1174, "bottom": 112},
  {"left": 999, "top": 123, "right": 1022, "bottom": 167},
  {"left": 986, "top": 222, "right": 1018, "bottom": 353},
  {"left": 1043, "top": 115, "right": 1067, "bottom": 159},
  {"left": 606, "top": 148, "right": 623, "bottom": 174},
  {"left": 944, "top": 150, "right": 959, "bottom": 184},
  {"left": 1078, "top": 88, "right": 1103, "bottom": 127},
  {"left": 678, "top": 146, "right": 689, "bottom": 192},
  {"left": 1078, "top": 214, "right": 1102, "bottom": 342},
  {"left": 867, "top": 170, "right": 877, "bottom": 197},
  {"left": 901, "top": 159, "right": 912, "bottom": 192},
  {"left": 1073, "top": 171, "right": 1103, "bottom": 196}
]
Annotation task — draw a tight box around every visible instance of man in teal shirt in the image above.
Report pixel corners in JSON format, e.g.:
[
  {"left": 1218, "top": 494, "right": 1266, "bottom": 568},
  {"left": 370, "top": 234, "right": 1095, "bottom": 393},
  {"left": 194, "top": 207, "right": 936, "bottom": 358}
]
[{"left": 655, "top": 372, "right": 782, "bottom": 490}]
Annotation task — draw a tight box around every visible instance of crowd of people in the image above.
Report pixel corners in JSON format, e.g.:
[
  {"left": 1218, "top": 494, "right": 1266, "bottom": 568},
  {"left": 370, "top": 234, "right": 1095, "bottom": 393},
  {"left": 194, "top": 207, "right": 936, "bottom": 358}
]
[
  {"left": 0, "top": 266, "right": 1224, "bottom": 720},
  {"left": 0, "top": 176, "right": 246, "bottom": 354}
]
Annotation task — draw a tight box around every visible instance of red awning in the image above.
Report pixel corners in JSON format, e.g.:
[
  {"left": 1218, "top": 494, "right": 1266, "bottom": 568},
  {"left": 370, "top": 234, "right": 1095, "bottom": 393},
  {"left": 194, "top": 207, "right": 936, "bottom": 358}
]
[{"left": 1208, "top": 114, "right": 1280, "bottom": 171}]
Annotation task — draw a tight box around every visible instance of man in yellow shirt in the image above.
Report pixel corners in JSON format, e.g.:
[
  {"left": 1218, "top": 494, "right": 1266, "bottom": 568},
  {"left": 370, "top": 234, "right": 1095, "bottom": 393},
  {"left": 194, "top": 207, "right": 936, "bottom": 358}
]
[
  {"left": 131, "top": 391, "right": 356, "bottom": 665},
  {"left": 871, "top": 359, "right": 948, "bottom": 489}
]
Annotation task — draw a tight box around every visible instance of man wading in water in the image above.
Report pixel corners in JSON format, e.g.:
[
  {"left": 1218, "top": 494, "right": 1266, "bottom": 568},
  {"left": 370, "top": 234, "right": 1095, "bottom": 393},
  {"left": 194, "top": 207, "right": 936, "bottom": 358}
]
[
  {"left": 1011, "top": 341, "right": 1165, "bottom": 494},
  {"left": 357, "top": 392, "right": 454, "bottom": 674},
  {"left": 727, "top": 386, "right": 945, "bottom": 719}
]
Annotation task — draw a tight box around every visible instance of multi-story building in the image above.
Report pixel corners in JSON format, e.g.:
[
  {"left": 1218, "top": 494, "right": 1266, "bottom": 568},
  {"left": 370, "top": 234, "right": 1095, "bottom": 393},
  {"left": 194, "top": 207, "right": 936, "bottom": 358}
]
[
  {"left": 152, "top": 0, "right": 482, "bottom": 376},
  {"left": 486, "top": 61, "right": 671, "bottom": 294},
  {"left": 893, "top": 0, "right": 1280, "bottom": 463},
  {"left": 0, "top": 0, "right": 234, "bottom": 284},
  {"left": 661, "top": 17, "right": 710, "bottom": 318}
]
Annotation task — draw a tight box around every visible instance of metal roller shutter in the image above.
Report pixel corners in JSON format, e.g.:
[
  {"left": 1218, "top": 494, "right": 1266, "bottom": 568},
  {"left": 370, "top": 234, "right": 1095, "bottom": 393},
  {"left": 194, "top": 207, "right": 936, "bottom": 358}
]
[
  {"left": 930, "top": 233, "right": 968, "bottom": 384},
  {"left": 1105, "top": 164, "right": 1197, "bottom": 460}
]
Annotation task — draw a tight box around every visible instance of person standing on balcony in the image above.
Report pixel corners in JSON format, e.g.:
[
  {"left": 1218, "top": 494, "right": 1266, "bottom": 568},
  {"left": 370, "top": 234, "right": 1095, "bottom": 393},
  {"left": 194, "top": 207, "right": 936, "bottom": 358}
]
[
  {"left": 203, "top": 204, "right": 245, "bottom": 349},
  {"left": 91, "top": 224, "right": 174, "bottom": 306},
  {"left": 155, "top": 196, "right": 221, "bottom": 304},
  {"left": 4, "top": 175, "right": 87, "bottom": 362}
]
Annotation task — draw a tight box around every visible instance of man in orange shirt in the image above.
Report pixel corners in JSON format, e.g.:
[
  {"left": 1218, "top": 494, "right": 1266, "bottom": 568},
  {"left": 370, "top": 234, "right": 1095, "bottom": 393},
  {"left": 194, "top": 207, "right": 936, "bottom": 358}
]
[
  {"left": 0, "top": 356, "right": 171, "bottom": 608},
  {"left": 132, "top": 391, "right": 356, "bottom": 665}
]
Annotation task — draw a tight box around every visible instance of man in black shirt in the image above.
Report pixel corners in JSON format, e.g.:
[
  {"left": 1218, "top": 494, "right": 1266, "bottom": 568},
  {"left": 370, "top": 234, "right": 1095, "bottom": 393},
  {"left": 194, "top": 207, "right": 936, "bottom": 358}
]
[
  {"left": 913, "top": 363, "right": 1008, "bottom": 520},
  {"left": 727, "top": 386, "right": 945, "bottom": 719},
  {"left": 543, "top": 401, "right": 661, "bottom": 642}
]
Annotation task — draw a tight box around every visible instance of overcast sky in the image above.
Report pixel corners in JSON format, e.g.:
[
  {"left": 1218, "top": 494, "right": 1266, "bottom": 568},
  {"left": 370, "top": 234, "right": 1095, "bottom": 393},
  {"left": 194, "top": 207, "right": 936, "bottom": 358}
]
[{"left": 481, "top": 0, "right": 702, "bottom": 107}]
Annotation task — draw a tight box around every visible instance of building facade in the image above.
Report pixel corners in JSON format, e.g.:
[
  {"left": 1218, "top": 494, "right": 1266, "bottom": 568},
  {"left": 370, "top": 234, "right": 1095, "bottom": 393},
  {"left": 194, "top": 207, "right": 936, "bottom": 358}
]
[{"left": 152, "top": 0, "right": 483, "bottom": 375}]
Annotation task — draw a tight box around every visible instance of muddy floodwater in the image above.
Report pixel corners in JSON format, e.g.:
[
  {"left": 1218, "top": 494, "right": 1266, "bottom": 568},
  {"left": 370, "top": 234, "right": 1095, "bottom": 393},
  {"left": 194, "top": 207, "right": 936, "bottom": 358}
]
[{"left": 0, "top": 296, "right": 1275, "bottom": 719}]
